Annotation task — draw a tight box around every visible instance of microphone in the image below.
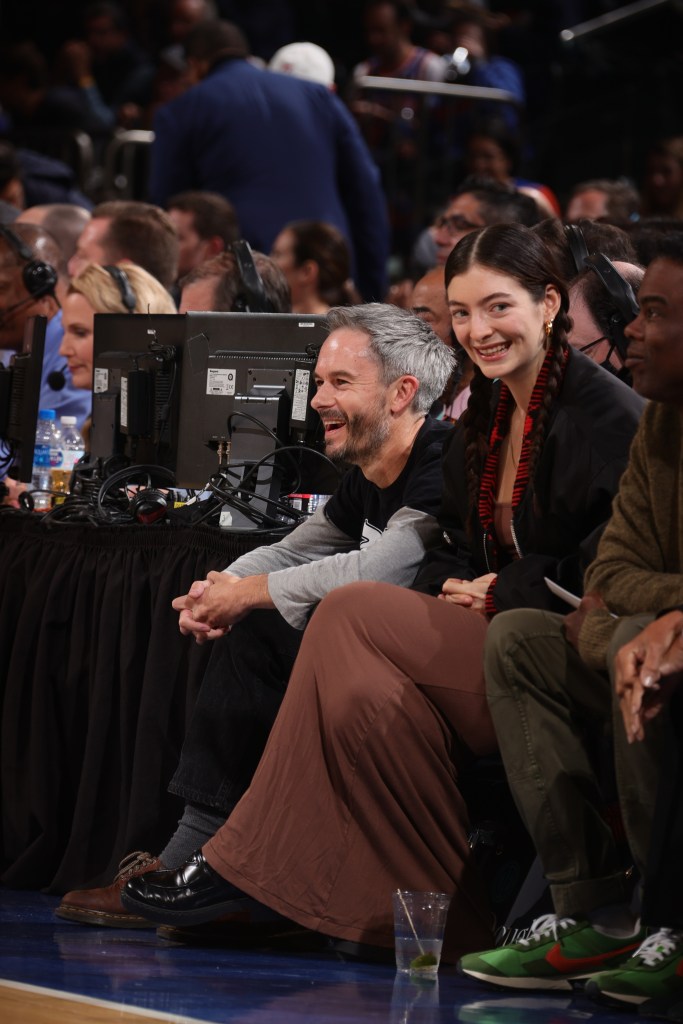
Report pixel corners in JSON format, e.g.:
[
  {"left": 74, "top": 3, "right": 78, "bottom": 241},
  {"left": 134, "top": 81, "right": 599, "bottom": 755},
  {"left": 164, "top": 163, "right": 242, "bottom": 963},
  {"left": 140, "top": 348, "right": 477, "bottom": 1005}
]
[{"left": 47, "top": 364, "right": 67, "bottom": 391}]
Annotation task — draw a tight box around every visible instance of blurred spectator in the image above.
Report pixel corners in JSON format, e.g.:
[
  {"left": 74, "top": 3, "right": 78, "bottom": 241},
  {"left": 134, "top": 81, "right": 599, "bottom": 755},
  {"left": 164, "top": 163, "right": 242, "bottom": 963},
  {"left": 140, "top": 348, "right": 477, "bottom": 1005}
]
[
  {"left": 438, "top": 4, "right": 525, "bottom": 135},
  {"left": 426, "top": 175, "right": 541, "bottom": 268},
  {"left": 565, "top": 178, "right": 641, "bottom": 224},
  {"left": 270, "top": 220, "right": 359, "bottom": 314},
  {"left": 0, "top": 223, "right": 91, "bottom": 428},
  {"left": 149, "top": 20, "right": 390, "bottom": 302},
  {"left": 640, "top": 136, "right": 683, "bottom": 219},
  {"left": 464, "top": 122, "right": 560, "bottom": 217},
  {"left": 627, "top": 217, "right": 683, "bottom": 267},
  {"left": 409, "top": 264, "right": 451, "bottom": 346},
  {"left": 350, "top": 0, "right": 444, "bottom": 157},
  {"left": 0, "top": 140, "right": 92, "bottom": 215},
  {"left": 269, "top": 43, "right": 336, "bottom": 89},
  {"left": 68, "top": 200, "right": 178, "bottom": 290},
  {"left": 0, "top": 41, "right": 109, "bottom": 136},
  {"left": 168, "top": 0, "right": 219, "bottom": 46},
  {"left": 352, "top": 0, "right": 445, "bottom": 89},
  {"left": 410, "top": 264, "right": 472, "bottom": 423},
  {"left": 167, "top": 191, "right": 240, "bottom": 279},
  {"left": 178, "top": 250, "right": 291, "bottom": 313},
  {"left": 79, "top": 1, "right": 155, "bottom": 126},
  {"left": 17, "top": 203, "right": 92, "bottom": 302}
]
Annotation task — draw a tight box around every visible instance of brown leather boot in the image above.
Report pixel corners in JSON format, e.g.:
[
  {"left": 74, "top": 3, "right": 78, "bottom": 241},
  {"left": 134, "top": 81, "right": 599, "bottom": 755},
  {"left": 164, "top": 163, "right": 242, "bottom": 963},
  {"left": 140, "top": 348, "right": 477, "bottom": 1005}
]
[{"left": 55, "top": 851, "right": 162, "bottom": 927}]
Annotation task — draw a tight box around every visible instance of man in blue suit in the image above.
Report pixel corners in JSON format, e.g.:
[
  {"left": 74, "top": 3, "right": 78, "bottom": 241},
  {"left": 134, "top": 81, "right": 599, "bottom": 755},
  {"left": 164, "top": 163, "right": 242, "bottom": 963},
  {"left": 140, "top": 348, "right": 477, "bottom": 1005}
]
[{"left": 148, "top": 20, "right": 390, "bottom": 303}]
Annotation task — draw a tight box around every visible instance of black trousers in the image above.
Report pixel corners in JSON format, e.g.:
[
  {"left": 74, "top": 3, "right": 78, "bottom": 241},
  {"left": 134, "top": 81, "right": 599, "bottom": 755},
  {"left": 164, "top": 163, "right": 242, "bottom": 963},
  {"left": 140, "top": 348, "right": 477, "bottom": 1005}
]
[{"left": 168, "top": 610, "right": 303, "bottom": 816}]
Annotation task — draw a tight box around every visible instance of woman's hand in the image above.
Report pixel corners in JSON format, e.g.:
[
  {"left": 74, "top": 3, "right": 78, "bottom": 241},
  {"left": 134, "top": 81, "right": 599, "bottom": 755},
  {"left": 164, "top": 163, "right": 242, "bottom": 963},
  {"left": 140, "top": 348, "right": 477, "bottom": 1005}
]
[{"left": 439, "top": 573, "right": 496, "bottom": 614}]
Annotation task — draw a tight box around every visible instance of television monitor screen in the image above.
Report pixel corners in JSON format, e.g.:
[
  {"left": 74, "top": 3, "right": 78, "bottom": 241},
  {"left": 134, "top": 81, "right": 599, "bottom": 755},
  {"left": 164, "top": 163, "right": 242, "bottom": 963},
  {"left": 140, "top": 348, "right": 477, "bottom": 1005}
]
[
  {"left": 89, "top": 312, "right": 187, "bottom": 469},
  {"left": 88, "top": 311, "right": 338, "bottom": 526},
  {"left": 0, "top": 315, "right": 47, "bottom": 483},
  {"left": 174, "top": 313, "right": 333, "bottom": 510}
]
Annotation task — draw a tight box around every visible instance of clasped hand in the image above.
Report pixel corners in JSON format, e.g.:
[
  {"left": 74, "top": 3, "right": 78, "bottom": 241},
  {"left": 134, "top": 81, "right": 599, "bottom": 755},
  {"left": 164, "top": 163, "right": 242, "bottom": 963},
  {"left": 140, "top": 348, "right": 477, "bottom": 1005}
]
[
  {"left": 439, "top": 573, "right": 496, "bottom": 614},
  {"left": 172, "top": 571, "right": 244, "bottom": 644},
  {"left": 614, "top": 609, "right": 683, "bottom": 743}
]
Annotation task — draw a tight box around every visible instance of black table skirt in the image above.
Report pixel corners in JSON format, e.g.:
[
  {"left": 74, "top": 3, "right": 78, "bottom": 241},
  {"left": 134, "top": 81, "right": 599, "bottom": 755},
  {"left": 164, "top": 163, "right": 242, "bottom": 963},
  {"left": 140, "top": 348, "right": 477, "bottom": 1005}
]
[{"left": 0, "top": 511, "right": 274, "bottom": 894}]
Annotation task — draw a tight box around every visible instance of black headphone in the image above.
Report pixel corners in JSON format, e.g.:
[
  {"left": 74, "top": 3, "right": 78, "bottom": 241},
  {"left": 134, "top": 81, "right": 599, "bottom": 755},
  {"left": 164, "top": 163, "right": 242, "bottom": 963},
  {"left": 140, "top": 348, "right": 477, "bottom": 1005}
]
[
  {"left": 103, "top": 264, "right": 137, "bottom": 313},
  {"left": 97, "top": 463, "right": 174, "bottom": 524},
  {"left": 231, "top": 239, "right": 275, "bottom": 313},
  {"left": 0, "top": 224, "right": 58, "bottom": 299},
  {"left": 583, "top": 252, "right": 639, "bottom": 364},
  {"left": 564, "top": 223, "right": 589, "bottom": 276},
  {"left": 564, "top": 223, "right": 639, "bottom": 366}
]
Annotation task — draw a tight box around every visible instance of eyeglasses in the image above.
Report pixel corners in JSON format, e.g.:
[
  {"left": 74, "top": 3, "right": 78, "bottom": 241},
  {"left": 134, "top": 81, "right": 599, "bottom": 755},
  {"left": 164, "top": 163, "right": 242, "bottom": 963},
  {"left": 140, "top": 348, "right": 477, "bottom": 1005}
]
[{"left": 434, "top": 213, "right": 483, "bottom": 235}]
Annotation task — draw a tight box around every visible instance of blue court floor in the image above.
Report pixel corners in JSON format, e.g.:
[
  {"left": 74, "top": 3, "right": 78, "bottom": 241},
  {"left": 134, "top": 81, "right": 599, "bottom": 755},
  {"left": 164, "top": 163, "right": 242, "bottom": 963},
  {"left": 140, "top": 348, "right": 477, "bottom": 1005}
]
[{"left": 0, "top": 886, "right": 643, "bottom": 1023}]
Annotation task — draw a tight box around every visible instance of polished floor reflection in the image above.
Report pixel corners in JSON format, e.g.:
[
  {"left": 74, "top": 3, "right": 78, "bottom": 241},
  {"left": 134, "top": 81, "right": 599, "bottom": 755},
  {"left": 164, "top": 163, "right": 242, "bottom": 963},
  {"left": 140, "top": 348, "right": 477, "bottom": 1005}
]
[{"left": 0, "top": 887, "right": 641, "bottom": 1023}]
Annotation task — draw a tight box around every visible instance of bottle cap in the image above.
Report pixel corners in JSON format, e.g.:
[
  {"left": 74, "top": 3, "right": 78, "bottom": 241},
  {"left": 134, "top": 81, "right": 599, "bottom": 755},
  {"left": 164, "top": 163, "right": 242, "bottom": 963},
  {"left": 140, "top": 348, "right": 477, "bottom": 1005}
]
[
  {"left": 60, "top": 416, "right": 77, "bottom": 425},
  {"left": 38, "top": 409, "right": 56, "bottom": 419}
]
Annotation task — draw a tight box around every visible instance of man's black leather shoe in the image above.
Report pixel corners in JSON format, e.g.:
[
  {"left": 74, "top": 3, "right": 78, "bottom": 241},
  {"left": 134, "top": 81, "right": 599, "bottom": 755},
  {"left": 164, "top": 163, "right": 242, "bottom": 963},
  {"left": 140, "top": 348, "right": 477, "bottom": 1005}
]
[{"left": 121, "top": 850, "right": 251, "bottom": 926}]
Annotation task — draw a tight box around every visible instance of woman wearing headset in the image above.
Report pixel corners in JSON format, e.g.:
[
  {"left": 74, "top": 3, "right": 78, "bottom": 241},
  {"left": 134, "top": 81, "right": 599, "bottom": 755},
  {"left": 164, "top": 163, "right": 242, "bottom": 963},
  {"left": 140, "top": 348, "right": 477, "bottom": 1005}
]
[{"left": 59, "top": 262, "right": 177, "bottom": 394}]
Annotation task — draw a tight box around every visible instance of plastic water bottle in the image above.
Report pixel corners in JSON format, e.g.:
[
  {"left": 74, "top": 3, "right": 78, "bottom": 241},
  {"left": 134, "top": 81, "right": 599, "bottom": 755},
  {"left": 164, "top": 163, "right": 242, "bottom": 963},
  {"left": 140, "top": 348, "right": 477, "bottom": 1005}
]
[
  {"left": 51, "top": 415, "right": 85, "bottom": 503},
  {"left": 31, "top": 409, "right": 57, "bottom": 511}
]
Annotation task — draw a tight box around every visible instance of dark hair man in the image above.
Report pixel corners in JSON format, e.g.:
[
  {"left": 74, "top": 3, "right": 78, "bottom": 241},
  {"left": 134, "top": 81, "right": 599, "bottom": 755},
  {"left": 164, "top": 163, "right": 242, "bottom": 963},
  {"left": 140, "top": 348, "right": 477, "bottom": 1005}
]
[
  {"left": 416, "top": 176, "right": 541, "bottom": 270},
  {"left": 178, "top": 250, "right": 291, "bottom": 313},
  {"left": 566, "top": 178, "right": 641, "bottom": 224},
  {"left": 0, "top": 222, "right": 90, "bottom": 427},
  {"left": 68, "top": 201, "right": 178, "bottom": 289},
  {"left": 167, "top": 192, "right": 240, "bottom": 279}
]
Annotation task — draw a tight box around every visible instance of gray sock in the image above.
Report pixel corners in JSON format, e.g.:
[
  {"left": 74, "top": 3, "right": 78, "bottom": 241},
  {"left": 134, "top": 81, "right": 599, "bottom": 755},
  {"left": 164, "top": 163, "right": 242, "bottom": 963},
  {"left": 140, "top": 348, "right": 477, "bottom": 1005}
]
[{"left": 159, "top": 803, "right": 227, "bottom": 869}]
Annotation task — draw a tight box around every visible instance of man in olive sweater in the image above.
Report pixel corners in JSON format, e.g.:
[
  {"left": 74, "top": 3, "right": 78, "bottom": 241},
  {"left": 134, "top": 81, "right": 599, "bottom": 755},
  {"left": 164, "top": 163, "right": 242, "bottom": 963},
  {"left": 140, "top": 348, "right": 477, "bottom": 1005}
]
[{"left": 458, "top": 235, "right": 683, "bottom": 1011}]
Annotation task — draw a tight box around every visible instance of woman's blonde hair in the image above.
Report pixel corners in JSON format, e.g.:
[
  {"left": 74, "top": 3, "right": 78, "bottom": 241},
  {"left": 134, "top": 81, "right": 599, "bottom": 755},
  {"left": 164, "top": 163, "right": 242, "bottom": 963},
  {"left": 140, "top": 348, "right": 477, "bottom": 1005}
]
[{"left": 67, "top": 261, "right": 177, "bottom": 315}]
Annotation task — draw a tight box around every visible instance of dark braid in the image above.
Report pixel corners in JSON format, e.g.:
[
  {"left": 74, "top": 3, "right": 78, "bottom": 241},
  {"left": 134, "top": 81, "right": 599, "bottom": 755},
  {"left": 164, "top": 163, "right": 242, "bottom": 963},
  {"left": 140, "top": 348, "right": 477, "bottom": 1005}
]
[
  {"left": 461, "top": 367, "right": 494, "bottom": 533},
  {"left": 525, "top": 306, "right": 572, "bottom": 488},
  {"left": 444, "top": 223, "right": 573, "bottom": 530}
]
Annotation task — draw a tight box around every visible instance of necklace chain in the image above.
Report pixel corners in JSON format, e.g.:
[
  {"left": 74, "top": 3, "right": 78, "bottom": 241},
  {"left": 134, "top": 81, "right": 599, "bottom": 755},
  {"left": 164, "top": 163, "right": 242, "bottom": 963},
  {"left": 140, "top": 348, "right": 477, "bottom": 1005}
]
[{"left": 507, "top": 409, "right": 524, "bottom": 471}]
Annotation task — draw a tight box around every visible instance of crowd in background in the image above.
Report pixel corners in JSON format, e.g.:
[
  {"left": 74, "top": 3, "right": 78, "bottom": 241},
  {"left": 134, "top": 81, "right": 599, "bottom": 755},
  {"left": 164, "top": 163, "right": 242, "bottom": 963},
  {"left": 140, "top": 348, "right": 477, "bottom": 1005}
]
[{"left": 0, "top": 0, "right": 682, "bottom": 283}]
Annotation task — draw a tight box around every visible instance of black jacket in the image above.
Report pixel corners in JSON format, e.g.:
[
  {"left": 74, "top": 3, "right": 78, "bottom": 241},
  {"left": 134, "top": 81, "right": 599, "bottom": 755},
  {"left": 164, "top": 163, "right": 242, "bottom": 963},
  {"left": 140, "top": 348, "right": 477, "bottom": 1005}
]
[{"left": 413, "top": 348, "right": 645, "bottom": 613}]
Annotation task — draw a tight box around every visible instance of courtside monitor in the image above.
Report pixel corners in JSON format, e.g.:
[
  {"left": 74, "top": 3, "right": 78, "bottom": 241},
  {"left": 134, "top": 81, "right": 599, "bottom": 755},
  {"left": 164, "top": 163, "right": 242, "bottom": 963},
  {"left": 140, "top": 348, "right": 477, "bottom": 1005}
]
[
  {"left": 174, "top": 312, "right": 329, "bottom": 492},
  {"left": 89, "top": 313, "right": 187, "bottom": 469},
  {"left": 0, "top": 315, "right": 47, "bottom": 483}
]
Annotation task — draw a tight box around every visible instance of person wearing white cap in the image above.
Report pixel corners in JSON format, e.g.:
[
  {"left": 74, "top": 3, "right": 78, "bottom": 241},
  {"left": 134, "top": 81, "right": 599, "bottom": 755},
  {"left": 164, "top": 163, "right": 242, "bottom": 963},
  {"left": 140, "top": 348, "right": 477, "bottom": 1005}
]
[{"left": 269, "top": 41, "right": 335, "bottom": 89}]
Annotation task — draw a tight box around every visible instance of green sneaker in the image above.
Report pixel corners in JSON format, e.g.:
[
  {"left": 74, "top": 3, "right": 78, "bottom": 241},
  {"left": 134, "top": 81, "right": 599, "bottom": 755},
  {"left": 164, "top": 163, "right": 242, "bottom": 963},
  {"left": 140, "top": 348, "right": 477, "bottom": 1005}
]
[
  {"left": 585, "top": 929, "right": 683, "bottom": 1007},
  {"left": 458, "top": 914, "right": 643, "bottom": 991}
]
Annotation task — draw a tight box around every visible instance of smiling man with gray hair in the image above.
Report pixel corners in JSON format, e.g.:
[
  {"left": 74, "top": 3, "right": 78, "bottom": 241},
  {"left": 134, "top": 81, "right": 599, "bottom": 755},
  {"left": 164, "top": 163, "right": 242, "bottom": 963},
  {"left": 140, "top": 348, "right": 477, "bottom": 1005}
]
[{"left": 56, "top": 302, "right": 456, "bottom": 927}]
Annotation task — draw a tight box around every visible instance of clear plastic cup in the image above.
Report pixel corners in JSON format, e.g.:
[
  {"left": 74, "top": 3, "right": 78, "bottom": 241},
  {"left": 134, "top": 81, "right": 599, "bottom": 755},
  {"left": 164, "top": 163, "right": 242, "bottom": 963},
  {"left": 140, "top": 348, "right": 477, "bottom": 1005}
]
[{"left": 392, "top": 890, "right": 451, "bottom": 976}]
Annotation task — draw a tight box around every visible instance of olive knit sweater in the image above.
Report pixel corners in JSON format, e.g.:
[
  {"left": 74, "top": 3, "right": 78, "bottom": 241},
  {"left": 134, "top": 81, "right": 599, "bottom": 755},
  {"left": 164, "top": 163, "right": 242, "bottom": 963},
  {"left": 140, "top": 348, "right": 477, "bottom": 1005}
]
[{"left": 579, "top": 400, "right": 683, "bottom": 670}]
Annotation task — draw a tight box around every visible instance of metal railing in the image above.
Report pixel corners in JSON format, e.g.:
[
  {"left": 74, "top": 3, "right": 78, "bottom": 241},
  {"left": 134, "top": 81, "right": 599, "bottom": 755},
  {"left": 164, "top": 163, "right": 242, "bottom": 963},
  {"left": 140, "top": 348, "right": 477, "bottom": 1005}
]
[
  {"left": 100, "top": 129, "right": 155, "bottom": 200},
  {"left": 559, "top": 0, "right": 672, "bottom": 43}
]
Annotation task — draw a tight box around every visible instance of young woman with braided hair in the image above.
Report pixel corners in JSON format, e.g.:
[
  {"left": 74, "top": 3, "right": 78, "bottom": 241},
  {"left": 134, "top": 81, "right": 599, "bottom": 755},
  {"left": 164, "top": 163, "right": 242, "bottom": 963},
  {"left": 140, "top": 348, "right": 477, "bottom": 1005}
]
[{"left": 121, "top": 224, "right": 644, "bottom": 965}]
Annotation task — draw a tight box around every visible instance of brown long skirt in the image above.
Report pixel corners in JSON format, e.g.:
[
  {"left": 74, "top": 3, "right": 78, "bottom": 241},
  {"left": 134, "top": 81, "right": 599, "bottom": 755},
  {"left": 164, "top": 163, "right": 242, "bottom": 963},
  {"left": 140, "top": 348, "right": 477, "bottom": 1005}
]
[{"left": 204, "top": 581, "right": 498, "bottom": 961}]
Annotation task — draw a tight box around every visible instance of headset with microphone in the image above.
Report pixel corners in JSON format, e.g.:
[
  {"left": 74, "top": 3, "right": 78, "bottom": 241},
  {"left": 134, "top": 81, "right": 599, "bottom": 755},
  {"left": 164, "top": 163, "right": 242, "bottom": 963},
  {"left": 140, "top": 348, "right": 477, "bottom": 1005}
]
[
  {"left": 49, "top": 264, "right": 138, "bottom": 392},
  {"left": 0, "top": 225, "right": 59, "bottom": 324},
  {"left": 563, "top": 223, "right": 639, "bottom": 377}
]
